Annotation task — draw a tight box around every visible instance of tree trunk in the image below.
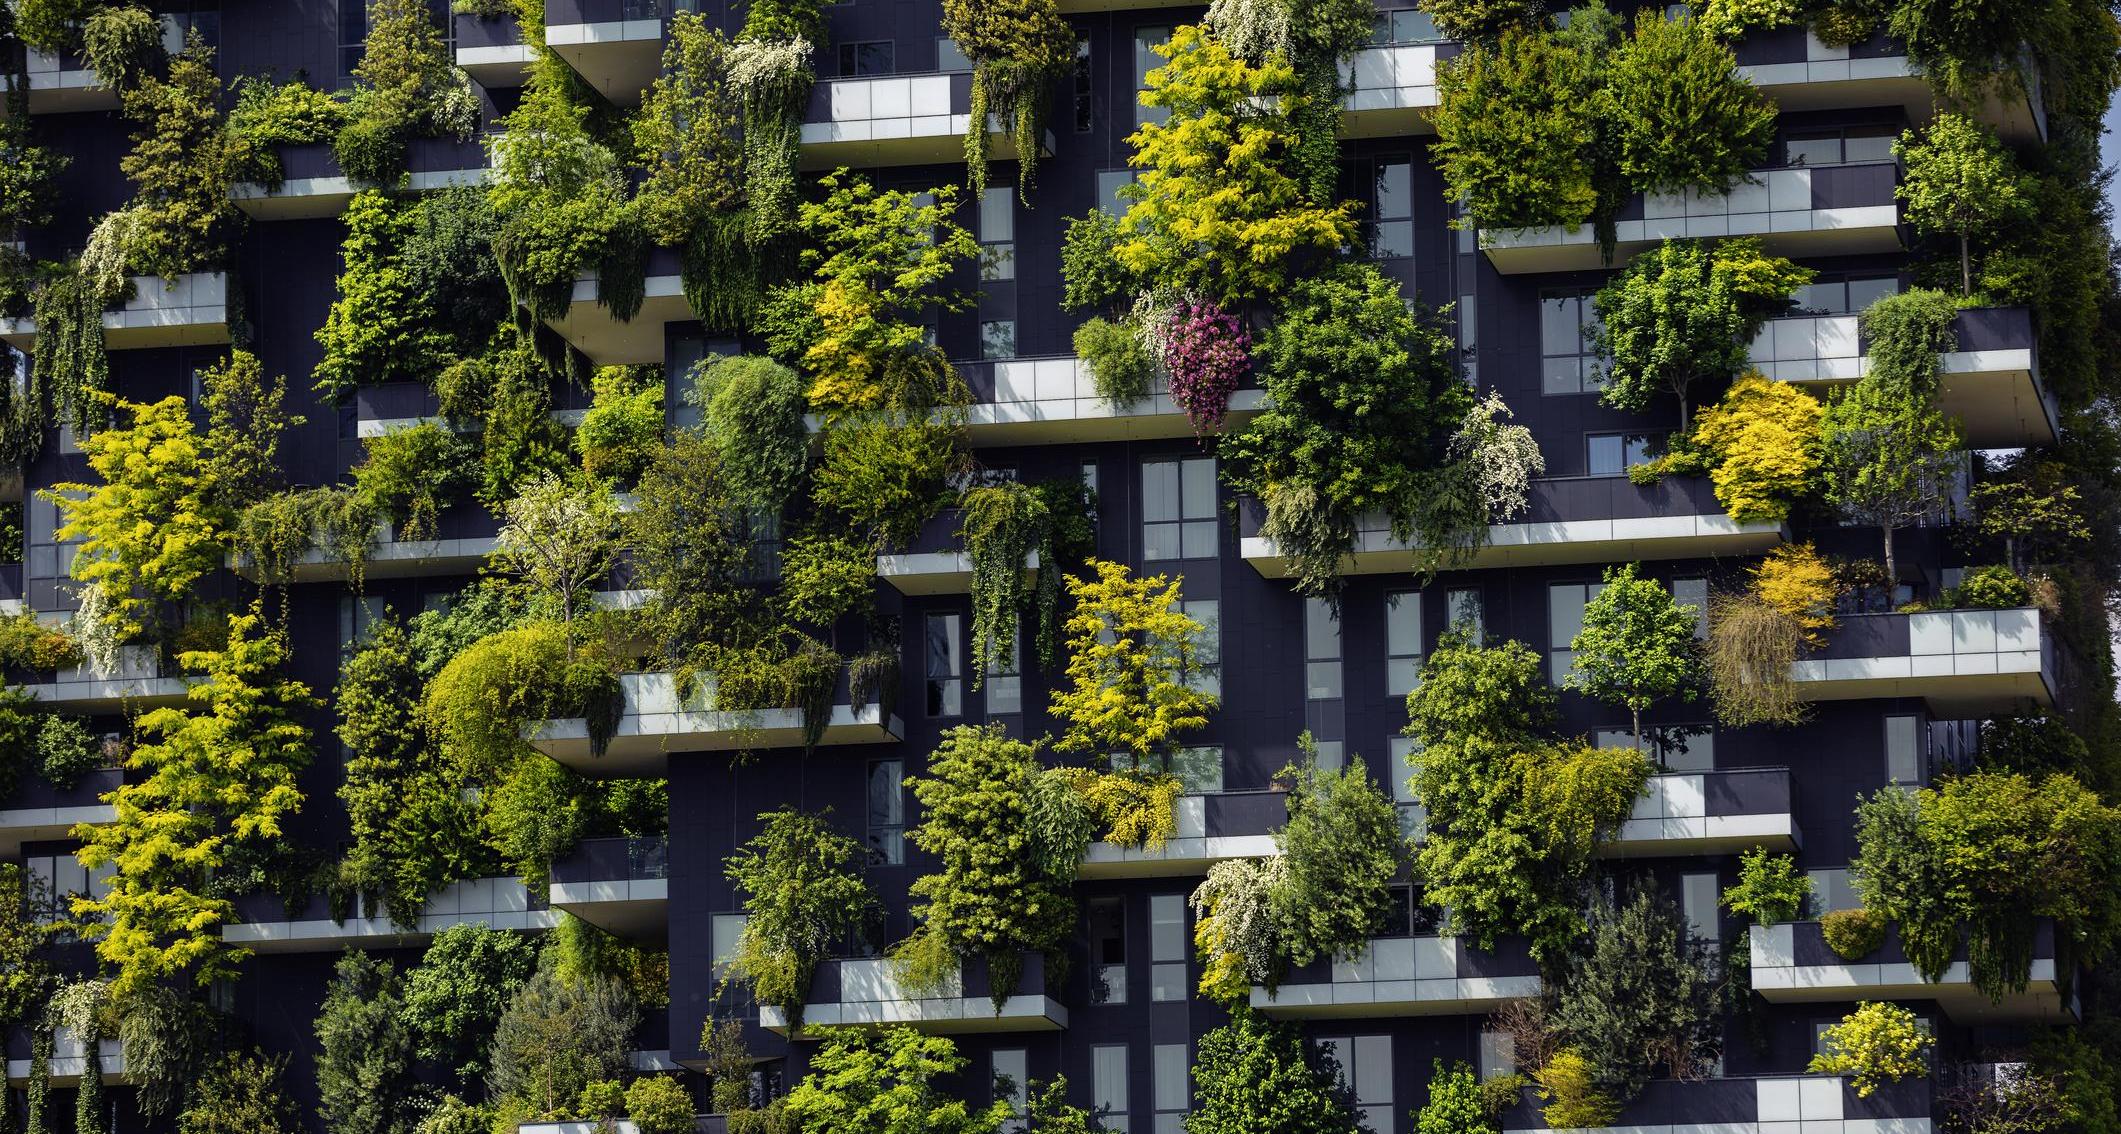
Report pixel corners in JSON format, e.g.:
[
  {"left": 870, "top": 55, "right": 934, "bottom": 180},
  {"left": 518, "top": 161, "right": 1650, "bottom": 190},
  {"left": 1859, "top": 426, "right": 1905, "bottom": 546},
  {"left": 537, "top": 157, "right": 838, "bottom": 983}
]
[
  {"left": 1632, "top": 706, "right": 1644, "bottom": 756},
  {"left": 1883, "top": 524, "right": 1898, "bottom": 603},
  {"left": 1960, "top": 233, "right": 1972, "bottom": 296}
]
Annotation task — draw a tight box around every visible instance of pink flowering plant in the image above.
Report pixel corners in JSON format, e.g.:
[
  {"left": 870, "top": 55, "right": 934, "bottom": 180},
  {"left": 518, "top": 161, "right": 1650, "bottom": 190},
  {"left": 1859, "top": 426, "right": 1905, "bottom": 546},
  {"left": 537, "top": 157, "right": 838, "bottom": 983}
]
[{"left": 1159, "top": 302, "right": 1252, "bottom": 437}]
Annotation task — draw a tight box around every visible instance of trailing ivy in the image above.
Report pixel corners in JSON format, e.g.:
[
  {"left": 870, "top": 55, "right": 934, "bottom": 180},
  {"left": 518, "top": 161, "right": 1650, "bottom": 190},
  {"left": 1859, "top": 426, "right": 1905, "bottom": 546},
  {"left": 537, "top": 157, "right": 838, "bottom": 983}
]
[
  {"left": 731, "top": 0, "right": 823, "bottom": 245},
  {"left": 942, "top": 0, "right": 1074, "bottom": 199},
  {"left": 636, "top": 13, "right": 767, "bottom": 329},
  {"left": 960, "top": 478, "right": 1093, "bottom": 684}
]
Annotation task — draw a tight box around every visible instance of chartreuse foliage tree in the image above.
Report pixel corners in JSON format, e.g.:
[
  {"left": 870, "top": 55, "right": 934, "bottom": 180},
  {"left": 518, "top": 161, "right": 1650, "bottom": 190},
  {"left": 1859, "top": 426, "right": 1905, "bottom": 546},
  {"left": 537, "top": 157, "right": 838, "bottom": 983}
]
[
  {"left": 1432, "top": 25, "right": 1601, "bottom": 233},
  {"left": 1809, "top": 1002, "right": 1935, "bottom": 1097},
  {"left": 1565, "top": 563, "right": 1705, "bottom": 748},
  {"left": 1685, "top": 372, "right": 1823, "bottom": 526},
  {"left": 1051, "top": 560, "right": 1217, "bottom": 761},
  {"left": 1417, "top": 1060, "right": 1498, "bottom": 1134},
  {"left": 940, "top": 0, "right": 1074, "bottom": 198},
  {"left": 176, "top": 1050, "right": 301, "bottom": 1134},
  {"left": 1721, "top": 847, "right": 1812, "bottom": 925},
  {"left": 1593, "top": 239, "right": 1811, "bottom": 432},
  {"left": 1897, "top": 116, "right": 2034, "bottom": 295},
  {"left": 1219, "top": 263, "right": 1479, "bottom": 603},
  {"left": 724, "top": 809, "right": 880, "bottom": 1034},
  {"left": 73, "top": 610, "right": 317, "bottom": 1003},
  {"left": 782, "top": 1027, "right": 1012, "bottom": 1134},
  {"left": 1113, "top": 24, "right": 1358, "bottom": 306},
  {"left": 315, "top": 950, "right": 417, "bottom": 1134},
  {"left": 1184, "top": 1009, "right": 1365, "bottom": 1134},
  {"left": 1404, "top": 632, "right": 1654, "bottom": 965},
  {"left": 493, "top": 471, "right": 622, "bottom": 636},
  {"left": 1851, "top": 771, "right": 2121, "bottom": 999}
]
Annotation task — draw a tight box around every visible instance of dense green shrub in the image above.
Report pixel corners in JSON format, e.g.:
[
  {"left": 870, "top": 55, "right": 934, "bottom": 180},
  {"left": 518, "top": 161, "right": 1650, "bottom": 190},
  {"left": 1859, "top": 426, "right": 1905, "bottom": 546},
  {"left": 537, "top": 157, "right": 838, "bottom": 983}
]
[
  {"left": 1603, "top": 13, "right": 1775, "bottom": 198},
  {"left": 118, "top": 36, "right": 243, "bottom": 280},
  {"left": 1184, "top": 1010, "right": 1366, "bottom": 1134},
  {"left": 36, "top": 715, "right": 103, "bottom": 788},
  {"left": 1821, "top": 908, "right": 1888, "bottom": 959},
  {"left": 315, "top": 951, "right": 417, "bottom": 1134},
  {"left": 626, "top": 1077, "right": 696, "bottom": 1134},
  {"left": 1433, "top": 26, "right": 1601, "bottom": 232},
  {"left": 336, "top": 0, "right": 475, "bottom": 185},
  {"left": 174, "top": 1050, "right": 301, "bottom": 1134},
  {"left": 1942, "top": 564, "right": 2033, "bottom": 609},
  {"left": 1073, "top": 315, "right": 1153, "bottom": 406},
  {"left": 1417, "top": 1060, "right": 1498, "bottom": 1134},
  {"left": 0, "top": 611, "right": 85, "bottom": 671},
  {"left": 400, "top": 924, "right": 539, "bottom": 1084},
  {"left": 1722, "top": 848, "right": 1811, "bottom": 925},
  {"left": 81, "top": 4, "right": 164, "bottom": 91},
  {"left": 1554, "top": 890, "right": 1725, "bottom": 1099},
  {"left": 227, "top": 76, "right": 350, "bottom": 185},
  {"left": 1058, "top": 209, "right": 1137, "bottom": 316},
  {"left": 698, "top": 355, "right": 810, "bottom": 514},
  {"left": 576, "top": 366, "right": 663, "bottom": 490},
  {"left": 724, "top": 809, "right": 879, "bottom": 1034},
  {"left": 782, "top": 1027, "right": 1010, "bottom": 1134},
  {"left": 487, "top": 966, "right": 639, "bottom": 1121},
  {"left": 1566, "top": 562, "right": 1705, "bottom": 746},
  {"left": 313, "top": 192, "right": 459, "bottom": 398}
]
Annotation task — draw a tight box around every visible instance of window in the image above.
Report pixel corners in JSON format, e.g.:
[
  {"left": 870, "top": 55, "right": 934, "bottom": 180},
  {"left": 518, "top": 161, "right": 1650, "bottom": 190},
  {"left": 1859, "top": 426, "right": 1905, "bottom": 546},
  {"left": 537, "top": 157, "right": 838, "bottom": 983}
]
[
  {"left": 712, "top": 914, "right": 747, "bottom": 977},
  {"left": 1587, "top": 432, "right": 1663, "bottom": 477},
  {"left": 926, "top": 613, "right": 964, "bottom": 717},
  {"left": 981, "top": 320, "right": 1018, "bottom": 360},
  {"left": 1153, "top": 1044, "right": 1188, "bottom": 1134},
  {"left": 1142, "top": 456, "right": 1216, "bottom": 561},
  {"left": 1886, "top": 714, "right": 1921, "bottom": 784},
  {"left": 1540, "top": 290, "right": 1602, "bottom": 394},
  {"left": 1672, "top": 577, "right": 1709, "bottom": 638},
  {"left": 867, "top": 759, "right": 905, "bottom": 865},
  {"left": 1446, "top": 588, "right": 1484, "bottom": 640},
  {"left": 937, "top": 37, "right": 971, "bottom": 72},
  {"left": 1479, "top": 1031, "right": 1517, "bottom": 1081},
  {"left": 1089, "top": 898, "right": 1128, "bottom": 1005},
  {"left": 1783, "top": 126, "right": 1897, "bottom": 167},
  {"left": 986, "top": 624, "right": 1023, "bottom": 715},
  {"left": 1374, "top": 7, "right": 1445, "bottom": 42},
  {"left": 1386, "top": 590, "right": 1423, "bottom": 695},
  {"left": 1548, "top": 582, "right": 1604, "bottom": 681},
  {"left": 979, "top": 187, "right": 1015, "bottom": 281},
  {"left": 1368, "top": 159, "right": 1414, "bottom": 259},
  {"left": 27, "top": 853, "right": 112, "bottom": 929},
  {"left": 1389, "top": 737, "right": 1426, "bottom": 840},
  {"left": 1134, "top": 26, "right": 1171, "bottom": 126},
  {"left": 1682, "top": 872, "right": 1720, "bottom": 942},
  {"left": 1791, "top": 275, "right": 1899, "bottom": 316},
  {"left": 839, "top": 40, "right": 895, "bottom": 76},
  {"left": 1807, "top": 868, "right": 1858, "bottom": 917},
  {"left": 1150, "top": 895, "right": 1186, "bottom": 1002},
  {"left": 1183, "top": 597, "right": 1221, "bottom": 697},
  {"left": 993, "top": 1049, "right": 1029, "bottom": 1125},
  {"left": 340, "top": 0, "right": 368, "bottom": 76},
  {"left": 1319, "top": 1036, "right": 1394, "bottom": 1132},
  {"left": 1074, "top": 37, "right": 1094, "bottom": 132},
  {"left": 1597, "top": 726, "right": 1715, "bottom": 772},
  {"left": 1167, "top": 745, "right": 1225, "bottom": 794},
  {"left": 1094, "top": 1045, "right": 1130, "bottom": 1133},
  {"left": 1305, "top": 597, "right": 1343, "bottom": 701},
  {"left": 1097, "top": 170, "right": 1138, "bottom": 217}
]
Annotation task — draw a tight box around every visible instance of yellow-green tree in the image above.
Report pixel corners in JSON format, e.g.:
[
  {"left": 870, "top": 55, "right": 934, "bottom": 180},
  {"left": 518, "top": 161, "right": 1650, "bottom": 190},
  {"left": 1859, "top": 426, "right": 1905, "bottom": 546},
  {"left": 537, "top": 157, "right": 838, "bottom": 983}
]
[
  {"left": 1689, "top": 372, "right": 1822, "bottom": 525},
  {"left": 1051, "top": 560, "right": 1217, "bottom": 761},
  {"left": 1114, "top": 25, "right": 1357, "bottom": 306},
  {"left": 72, "top": 610, "right": 317, "bottom": 1002}
]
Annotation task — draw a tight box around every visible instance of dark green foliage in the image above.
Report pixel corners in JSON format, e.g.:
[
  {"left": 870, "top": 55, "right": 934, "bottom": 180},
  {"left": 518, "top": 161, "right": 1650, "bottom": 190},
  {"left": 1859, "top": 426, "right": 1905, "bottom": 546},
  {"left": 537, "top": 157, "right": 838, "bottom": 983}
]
[
  {"left": 1861, "top": 288, "right": 1965, "bottom": 397},
  {"left": 1420, "top": 0, "right": 1548, "bottom": 42},
  {"left": 315, "top": 951, "right": 417, "bottom": 1134},
  {"left": 1432, "top": 26, "right": 1601, "bottom": 232},
  {"left": 1552, "top": 889, "right": 1725, "bottom": 1099},
  {"left": 402, "top": 187, "right": 507, "bottom": 337},
  {"left": 1602, "top": 13, "right": 1774, "bottom": 198},
  {"left": 698, "top": 355, "right": 811, "bottom": 514},
  {"left": 782, "top": 1027, "right": 1011, "bottom": 1134},
  {"left": 401, "top": 924, "right": 541, "bottom": 1085},
  {"left": 176, "top": 1050, "right": 301, "bottom": 1134},
  {"left": 724, "top": 809, "right": 880, "bottom": 1033},
  {"left": 227, "top": 76, "right": 350, "bottom": 186},
  {"left": 1977, "top": 711, "right": 2091, "bottom": 777},
  {"left": 1184, "top": 1010, "right": 1363, "bottom": 1134},
  {"left": 1821, "top": 908, "right": 1888, "bottom": 959},
  {"left": 36, "top": 715, "right": 103, "bottom": 789},
  {"left": 486, "top": 965, "right": 640, "bottom": 1120},
  {"left": 314, "top": 192, "right": 459, "bottom": 399},
  {"left": 961, "top": 478, "right": 1095, "bottom": 682},
  {"left": 82, "top": 5, "right": 163, "bottom": 91},
  {"left": 1272, "top": 750, "right": 1408, "bottom": 968}
]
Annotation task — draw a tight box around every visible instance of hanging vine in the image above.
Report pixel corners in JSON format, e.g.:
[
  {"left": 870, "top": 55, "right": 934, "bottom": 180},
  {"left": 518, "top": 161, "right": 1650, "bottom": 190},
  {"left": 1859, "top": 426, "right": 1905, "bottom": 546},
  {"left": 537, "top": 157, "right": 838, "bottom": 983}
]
[
  {"left": 731, "top": 0, "right": 823, "bottom": 243},
  {"left": 941, "top": 0, "right": 1075, "bottom": 200}
]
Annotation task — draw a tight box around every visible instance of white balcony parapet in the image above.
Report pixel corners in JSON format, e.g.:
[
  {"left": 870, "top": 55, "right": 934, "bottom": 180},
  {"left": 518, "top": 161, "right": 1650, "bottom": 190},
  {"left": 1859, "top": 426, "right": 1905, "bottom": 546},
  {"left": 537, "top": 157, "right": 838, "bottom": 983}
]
[
  {"left": 1079, "top": 794, "right": 1281, "bottom": 879},
  {"left": 231, "top": 161, "right": 490, "bottom": 220},
  {"left": 546, "top": 268, "right": 687, "bottom": 367},
  {"left": 15, "top": 644, "right": 188, "bottom": 711},
  {"left": 878, "top": 548, "right": 1040, "bottom": 596},
  {"left": 1340, "top": 43, "right": 1443, "bottom": 135},
  {"left": 759, "top": 956, "right": 1069, "bottom": 1036},
  {"left": 1249, "top": 935, "right": 1541, "bottom": 1018},
  {"left": 5, "top": 1033, "right": 126, "bottom": 1087},
  {"left": 1502, "top": 1075, "right": 1931, "bottom": 1134},
  {"left": 528, "top": 671, "right": 904, "bottom": 776},
  {"left": 800, "top": 73, "right": 1051, "bottom": 170},
  {"left": 1601, "top": 769, "right": 1799, "bottom": 858},
  {"left": 0, "top": 273, "right": 230, "bottom": 350},
  {"left": 221, "top": 876, "right": 555, "bottom": 954},
  {"left": 965, "top": 356, "right": 1267, "bottom": 445},
  {"left": 1751, "top": 921, "right": 2073, "bottom": 1024},
  {"left": 21, "top": 48, "right": 118, "bottom": 114},
  {"left": 1793, "top": 607, "right": 2053, "bottom": 714}
]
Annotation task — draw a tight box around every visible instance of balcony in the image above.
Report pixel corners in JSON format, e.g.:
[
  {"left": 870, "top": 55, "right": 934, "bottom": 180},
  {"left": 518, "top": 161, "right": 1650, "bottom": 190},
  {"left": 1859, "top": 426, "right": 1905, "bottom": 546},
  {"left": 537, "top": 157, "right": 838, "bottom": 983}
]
[
  {"left": 0, "top": 767, "right": 120, "bottom": 857},
  {"left": 549, "top": 836, "right": 668, "bottom": 939},
  {"left": 1239, "top": 475, "right": 1783, "bottom": 578},
  {"left": 1080, "top": 789, "right": 1285, "bottom": 879},
  {"left": 455, "top": 10, "right": 535, "bottom": 88},
  {"left": 800, "top": 72, "right": 1050, "bottom": 171},
  {"left": 1248, "top": 934, "right": 1540, "bottom": 1019},
  {"left": 0, "top": 272, "right": 231, "bottom": 350},
  {"left": 1482, "top": 163, "right": 1901, "bottom": 274},
  {"left": 1751, "top": 919, "right": 2072, "bottom": 1024},
  {"left": 760, "top": 953, "right": 1068, "bottom": 1036},
  {"left": 14, "top": 644, "right": 188, "bottom": 712},
  {"left": 956, "top": 356, "right": 1265, "bottom": 446},
  {"left": 230, "top": 502, "right": 502, "bottom": 583},
  {"left": 1601, "top": 768, "right": 1799, "bottom": 858},
  {"left": 1497, "top": 1074, "right": 1932, "bottom": 1134},
  {"left": 1750, "top": 306, "right": 2053, "bottom": 447},
  {"left": 1339, "top": 42, "right": 1457, "bottom": 138},
  {"left": 354, "top": 380, "right": 593, "bottom": 438},
  {"left": 545, "top": 246, "right": 688, "bottom": 367},
  {"left": 222, "top": 876, "right": 554, "bottom": 954},
  {"left": 4, "top": 1033, "right": 126, "bottom": 1087},
  {"left": 1794, "top": 607, "right": 2054, "bottom": 715},
  {"left": 527, "top": 671, "right": 904, "bottom": 777},
  {"left": 20, "top": 47, "right": 116, "bottom": 114},
  {"left": 545, "top": 0, "right": 669, "bottom": 106},
  {"left": 1734, "top": 25, "right": 2044, "bottom": 144},
  {"left": 878, "top": 507, "right": 1041, "bottom": 596},
  {"left": 232, "top": 137, "right": 491, "bottom": 220}
]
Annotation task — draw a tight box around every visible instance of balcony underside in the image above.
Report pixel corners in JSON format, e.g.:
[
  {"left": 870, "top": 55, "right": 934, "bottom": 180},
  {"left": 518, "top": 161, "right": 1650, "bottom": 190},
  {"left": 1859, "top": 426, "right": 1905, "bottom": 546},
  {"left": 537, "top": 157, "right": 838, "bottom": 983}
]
[
  {"left": 798, "top": 125, "right": 1044, "bottom": 172},
  {"left": 547, "top": 21, "right": 663, "bottom": 106},
  {"left": 5, "top": 1046, "right": 125, "bottom": 1087},
  {"left": 1240, "top": 515, "right": 1782, "bottom": 578},
  {"left": 1792, "top": 661, "right": 2052, "bottom": 715},
  {"left": 231, "top": 167, "right": 489, "bottom": 220},
  {"left": 1053, "top": 0, "right": 1194, "bottom": 9},
  {"left": 879, "top": 550, "right": 1039, "bottom": 596},
  {"left": 1248, "top": 974, "right": 1541, "bottom": 1019},
  {"left": 1077, "top": 834, "right": 1278, "bottom": 880},
  {"left": 545, "top": 275, "right": 688, "bottom": 367},
  {"left": 1339, "top": 98, "right": 1434, "bottom": 139},
  {"left": 0, "top": 804, "right": 116, "bottom": 858},
  {"left": 1771, "top": 355, "right": 2053, "bottom": 448},
  {"left": 530, "top": 705, "right": 905, "bottom": 777},
  {"left": 549, "top": 878, "right": 668, "bottom": 938},
  {"left": 25, "top": 73, "right": 118, "bottom": 115},
  {"left": 1600, "top": 812, "right": 1799, "bottom": 858},
  {"left": 760, "top": 995, "right": 1069, "bottom": 1037},
  {"left": 1755, "top": 960, "right": 2072, "bottom": 1025},
  {"left": 234, "top": 537, "right": 498, "bottom": 583},
  {"left": 457, "top": 43, "right": 536, "bottom": 88},
  {"left": 223, "top": 908, "right": 558, "bottom": 954},
  {"left": 964, "top": 390, "right": 1263, "bottom": 446},
  {"left": 1748, "top": 63, "right": 1927, "bottom": 115}
]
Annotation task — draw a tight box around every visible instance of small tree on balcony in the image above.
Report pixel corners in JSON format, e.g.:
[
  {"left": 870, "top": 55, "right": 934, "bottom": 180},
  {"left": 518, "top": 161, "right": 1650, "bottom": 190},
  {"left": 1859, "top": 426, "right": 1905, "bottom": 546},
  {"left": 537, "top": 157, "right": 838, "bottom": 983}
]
[
  {"left": 782, "top": 1027, "right": 1012, "bottom": 1134},
  {"left": 1896, "top": 116, "right": 2034, "bottom": 296},
  {"left": 1185, "top": 1009, "right": 1367, "bottom": 1134},
  {"left": 1050, "top": 560, "right": 1217, "bottom": 762},
  {"left": 1819, "top": 374, "right": 1964, "bottom": 587},
  {"left": 315, "top": 951, "right": 417, "bottom": 1134},
  {"left": 723, "top": 809, "right": 880, "bottom": 1036},
  {"left": 1565, "top": 563, "right": 1705, "bottom": 750},
  {"left": 1552, "top": 889, "right": 1726, "bottom": 1101},
  {"left": 1601, "top": 13, "right": 1776, "bottom": 200},
  {"left": 493, "top": 472, "right": 622, "bottom": 642}
]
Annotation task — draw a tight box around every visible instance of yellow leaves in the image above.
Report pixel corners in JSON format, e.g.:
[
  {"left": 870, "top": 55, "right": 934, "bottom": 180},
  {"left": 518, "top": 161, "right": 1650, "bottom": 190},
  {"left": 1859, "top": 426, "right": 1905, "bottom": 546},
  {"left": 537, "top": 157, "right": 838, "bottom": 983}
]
[
  {"left": 1052, "top": 560, "right": 1217, "bottom": 757},
  {"left": 1691, "top": 371, "right": 1822, "bottom": 525},
  {"left": 1751, "top": 543, "right": 1837, "bottom": 644}
]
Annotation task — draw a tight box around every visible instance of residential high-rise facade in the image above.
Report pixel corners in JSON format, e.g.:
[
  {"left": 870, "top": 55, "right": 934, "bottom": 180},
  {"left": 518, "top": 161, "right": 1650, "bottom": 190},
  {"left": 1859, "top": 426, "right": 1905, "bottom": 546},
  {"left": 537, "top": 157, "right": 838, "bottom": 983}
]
[{"left": 4, "top": 0, "right": 2118, "bottom": 1131}]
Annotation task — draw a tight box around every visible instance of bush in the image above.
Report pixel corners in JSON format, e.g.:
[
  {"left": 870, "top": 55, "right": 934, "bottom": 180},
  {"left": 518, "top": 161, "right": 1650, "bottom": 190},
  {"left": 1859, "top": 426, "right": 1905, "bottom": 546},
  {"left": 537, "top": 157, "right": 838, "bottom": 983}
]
[
  {"left": 1073, "top": 316, "right": 1153, "bottom": 406},
  {"left": 576, "top": 1080, "right": 627, "bottom": 1123},
  {"left": 1186, "top": 1009, "right": 1369, "bottom": 1134},
  {"left": 1706, "top": 592, "right": 1808, "bottom": 728},
  {"left": 82, "top": 5, "right": 166, "bottom": 91},
  {"left": 1751, "top": 543, "right": 1838, "bottom": 644},
  {"left": 1534, "top": 1049, "right": 1620, "bottom": 1130},
  {"left": 698, "top": 355, "right": 810, "bottom": 514},
  {"left": 1418, "top": 1060, "right": 1497, "bottom": 1134},
  {"left": 1554, "top": 890, "right": 1725, "bottom": 1098},
  {"left": 0, "top": 612, "right": 84, "bottom": 672},
  {"left": 1723, "top": 849, "right": 1811, "bottom": 925},
  {"left": 1943, "top": 565, "right": 2032, "bottom": 609},
  {"left": 37, "top": 715, "right": 105, "bottom": 788},
  {"left": 626, "top": 1077, "right": 696, "bottom": 1134},
  {"left": 351, "top": 422, "right": 478, "bottom": 544},
  {"left": 1821, "top": 908, "right": 1888, "bottom": 960},
  {"left": 1809, "top": 1001, "right": 1934, "bottom": 1096},
  {"left": 1690, "top": 372, "right": 1823, "bottom": 525}
]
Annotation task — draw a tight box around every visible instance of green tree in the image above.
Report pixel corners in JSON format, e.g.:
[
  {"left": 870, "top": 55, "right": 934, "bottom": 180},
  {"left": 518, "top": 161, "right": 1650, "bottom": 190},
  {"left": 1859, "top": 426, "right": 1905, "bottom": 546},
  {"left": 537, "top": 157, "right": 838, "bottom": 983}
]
[
  {"left": 1591, "top": 239, "right": 1811, "bottom": 432},
  {"left": 1272, "top": 748, "right": 1408, "bottom": 967},
  {"left": 0, "top": 862, "right": 51, "bottom": 1032},
  {"left": 401, "top": 924, "right": 541, "bottom": 1085},
  {"left": 1114, "top": 24, "right": 1358, "bottom": 305},
  {"left": 1217, "top": 262, "right": 1475, "bottom": 602},
  {"left": 315, "top": 951, "right": 418, "bottom": 1134},
  {"left": 1432, "top": 27, "right": 1601, "bottom": 233},
  {"left": 314, "top": 191, "right": 458, "bottom": 398},
  {"left": 177, "top": 1050, "right": 301, "bottom": 1134},
  {"left": 781, "top": 1027, "right": 1012, "bottom": 1134},
  {"left": 1896, "top": 115, "right": 2034, "bottom": 295},
  {"left": 1601, "top": 13, "right": 1774, "bottom": 199},
  {"left": 1565, "top": 563, "right": 1705, "bottom": 748},
  {"left": 50, "top": 393, "right": 232, "bottom": 646},
  {"left": 72, "top": 610, "right": 317, "bottom": 1002},
  {"left": 1808, "top": 1002, "right": 1935, "bottom": 1097},
  {"left": 724, "top": 809, "right": 880, "bottom": 1033},
  {"left": 201, "top": 350, "right": 302, "bottom": 511},
  {"left": 486, "top": 966, "right": 639, "bottom": 1119},
  {"left": 1416, "top": 1061, "right": 1497, "bottom": 1134},
  {"left": 493, "top": 471, "right": 622, "bottom": 637},
  {"left": 1721, "top": 848, "right": 1812, "bottom": 925},
  {"left": 1051, "top": 560, "right": 1217, "bottom": 760},
  {"left": 1969, "top": 457, "right": 2092, "bottom": 574},
  {"left": 1553, "top": 889, "right": 1724, "bottom": 1100},
  {"left": 1184, "top": 1009, "right": 1363, "bottom": 1134},
  {"left": 1818, "top": 375, "right": 1964, "bottom": 587},
  {"left": 698, "top": 354, "right": 812, "bottom": 515},
  {"left": 576, "top": 365, "right": 664, "bottom": 490},
  {"left": 118, "top": 35, "right": 242, "bottom": 279}
]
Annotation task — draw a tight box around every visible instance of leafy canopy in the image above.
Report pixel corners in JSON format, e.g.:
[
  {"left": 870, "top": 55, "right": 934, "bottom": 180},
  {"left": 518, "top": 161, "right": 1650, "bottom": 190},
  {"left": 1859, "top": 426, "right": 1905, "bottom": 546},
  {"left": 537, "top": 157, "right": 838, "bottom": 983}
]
[
  {"left": 724, "top": 809, "right": 880, "bottom": 1032},
  {"left": 1565, "top": 563, "right": 1704, "bottom": 745},
  {"left": 1051, "top": 560, "right": 1217, "bottom": 760},
  {"left": 782, "top": 1027, "right": 1013, "bottom": 1134},
  {"left": 1183, "top": 1009, "right": 1364, "bottom": 1134}
]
